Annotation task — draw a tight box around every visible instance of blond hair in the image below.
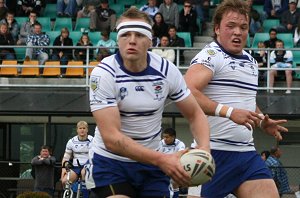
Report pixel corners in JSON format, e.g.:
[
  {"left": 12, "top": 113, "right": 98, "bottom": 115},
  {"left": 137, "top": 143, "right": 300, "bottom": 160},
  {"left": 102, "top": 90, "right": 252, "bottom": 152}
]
[{"left": 77, "top": 121, "right": 88, "bottom": 129}]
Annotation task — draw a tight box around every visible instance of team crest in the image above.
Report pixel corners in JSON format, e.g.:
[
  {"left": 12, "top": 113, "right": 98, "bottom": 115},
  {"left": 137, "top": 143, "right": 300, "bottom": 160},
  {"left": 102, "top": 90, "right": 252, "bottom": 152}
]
[
  {"left": 206, "top": 49, "right": 217, "bottom": 56},
  {"left": 91, "top": 76, "right": 100, "bottom": 92},
  {"left": 119, "top": 87, "right": 128, "bottom": 100},
  {"left": 152, "top": 81, "right": 164, "bottom": 101}
]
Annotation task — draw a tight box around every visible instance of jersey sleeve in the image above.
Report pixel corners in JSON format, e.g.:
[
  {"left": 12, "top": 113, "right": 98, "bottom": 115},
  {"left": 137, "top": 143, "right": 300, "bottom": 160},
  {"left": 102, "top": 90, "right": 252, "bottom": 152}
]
[
  {"left": 89, "top": 65, "right": 118, "bottom": 112},
  {"left": 190, "top": 47, "right": 222, "bottom": 75},
  {"left": 65, "top": 139, "right": 73, "bottom": 155}
]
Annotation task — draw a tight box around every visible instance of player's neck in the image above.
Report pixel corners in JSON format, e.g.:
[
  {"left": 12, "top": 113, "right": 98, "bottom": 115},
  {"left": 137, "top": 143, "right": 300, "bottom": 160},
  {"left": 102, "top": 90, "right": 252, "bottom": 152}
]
[
  {"left": 78, "top": 135, "right": 87, "bottom": 141},
  {"left": 123, "top": 60, "right": 147, "bottom": 73}
]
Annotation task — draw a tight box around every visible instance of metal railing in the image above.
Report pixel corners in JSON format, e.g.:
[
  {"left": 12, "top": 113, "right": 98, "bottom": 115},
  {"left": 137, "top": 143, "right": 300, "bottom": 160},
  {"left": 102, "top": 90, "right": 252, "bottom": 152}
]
[{"left": 1, "top": 45, "right": 300, "bottom": 90}]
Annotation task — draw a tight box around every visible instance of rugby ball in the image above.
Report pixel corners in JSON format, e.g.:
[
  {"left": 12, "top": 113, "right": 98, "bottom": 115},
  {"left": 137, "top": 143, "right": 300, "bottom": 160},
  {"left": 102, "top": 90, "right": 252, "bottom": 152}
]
[{"left": 180, "top": 149, "right": 215, "bottom": 186}]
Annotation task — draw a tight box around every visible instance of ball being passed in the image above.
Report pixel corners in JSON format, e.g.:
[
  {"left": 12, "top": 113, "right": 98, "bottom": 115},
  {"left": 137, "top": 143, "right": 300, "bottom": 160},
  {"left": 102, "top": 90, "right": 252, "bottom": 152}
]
[{"left": 180, "top": 149, "right": 215, "bottom": 186}]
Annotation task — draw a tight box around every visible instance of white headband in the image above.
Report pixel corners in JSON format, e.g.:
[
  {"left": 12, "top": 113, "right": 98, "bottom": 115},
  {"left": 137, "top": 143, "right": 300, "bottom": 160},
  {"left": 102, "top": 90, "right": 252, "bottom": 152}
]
[{"left": 116, "top": 21, "right": 152, "bottom": 40}]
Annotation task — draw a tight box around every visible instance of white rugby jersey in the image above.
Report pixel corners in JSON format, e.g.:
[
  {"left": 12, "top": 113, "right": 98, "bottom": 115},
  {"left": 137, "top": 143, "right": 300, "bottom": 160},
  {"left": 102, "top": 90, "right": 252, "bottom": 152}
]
[
  {"left": 89, "top": 51, "right": 190, "bottom": 162},
  {"left": 157, "top": 139, "right": 186, "bottom": 154},
  {"left": 65, "top": 135, "right": 93, "bottom": 166},
  {"left": 190, "top": 41, "right": 259, "bottom": 152}
]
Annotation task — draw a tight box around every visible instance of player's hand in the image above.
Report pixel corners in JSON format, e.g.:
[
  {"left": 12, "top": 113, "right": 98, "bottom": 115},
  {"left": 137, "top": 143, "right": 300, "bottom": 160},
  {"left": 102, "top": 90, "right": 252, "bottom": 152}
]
[
  {"left": 260, "top": 114, "right": 288, "bottom": 141},
  {"left": 230, "top": 108, "right": 262, "bottom": 130},
  {"left": 157, "top": 149, "right": 191, "bottom": 187}
]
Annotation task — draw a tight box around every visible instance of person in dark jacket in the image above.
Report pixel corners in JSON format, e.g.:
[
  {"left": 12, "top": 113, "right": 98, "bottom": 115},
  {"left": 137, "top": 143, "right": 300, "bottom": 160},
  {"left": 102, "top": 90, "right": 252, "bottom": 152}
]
[
  {"left": 16, "top": 0, "right": 42, "bottom": 16},
  {"left": 52, "top": 27, "right": 73, "bottom": 73},
  {"left": 168, "top": 25, "right": 185, "bottom": 64},
  {"left": 179, "top": 0, "right": 198, "bottom": 43},
  {"left": 0, "top": 11, "right": 20, "bottom": 42},
  {"left": 74, "top": 33, "right": 93, "bottom": 63},
  {"left": 0, "top": 23, "right": 16, "bottom": 61},
  {"left": 152, "top": 12, "right": 169, "bottom": 38}
]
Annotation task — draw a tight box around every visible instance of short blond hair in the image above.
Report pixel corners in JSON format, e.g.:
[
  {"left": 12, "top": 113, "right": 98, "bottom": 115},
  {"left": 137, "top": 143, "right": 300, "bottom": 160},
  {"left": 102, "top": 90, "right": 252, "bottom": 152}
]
[{"left": 77, "top": 121, "right": 88, "bottom": 128}]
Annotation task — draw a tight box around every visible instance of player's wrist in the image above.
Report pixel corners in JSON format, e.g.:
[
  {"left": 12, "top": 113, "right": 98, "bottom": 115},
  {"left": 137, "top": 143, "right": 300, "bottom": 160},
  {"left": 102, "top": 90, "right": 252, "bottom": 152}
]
[{"left": 215, "top": 104, "right": 233, "bottom": 118}]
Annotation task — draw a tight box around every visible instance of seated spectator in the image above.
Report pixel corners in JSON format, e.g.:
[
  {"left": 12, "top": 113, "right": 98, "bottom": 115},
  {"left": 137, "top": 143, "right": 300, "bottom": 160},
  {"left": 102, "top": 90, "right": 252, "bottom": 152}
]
[
  {"left": 168, "top": 25, "right": 185, "bottom": 64},
  {"left": 0, "top": 0, "right": 8, "bottom": 20},
  {"left": 95, "top": 30, "right": 117, "bottom": 62},
  {"left": 158, "top": 0, "right": 179, "bottom": 29},
  {"left": 276, "top": 0, "right": 300, "bottom": 33},
  {"left": 152, "top": 35, "right": 175, "bottom": 63},
  {"left": 192, "top": 0, "right": 210, "bottom": 31},
  {"left": 251, "top": 41, "right": 268, "bottom": 81},
  {"left": 77, "top": 3, "right": 95, "bottom": 19},
  {"left": 0, "top": 23, "right": 16, "bottom": 61},
  {"left": 246, "top": 0, "right": 263, "bottom": 36},
  {"left": 152, "top": 12, "right": 169, "bottom": 39},
  {"left": 294, "top": 21, "right": 300, "bottom": 46},
  {"left": 17, "top": 0, "right": 42, "bottom": 16},
  {"left": 17, "top": 10, "right": 38, "bottom": 45},
  {"left": 139, "top": 0, "right": 159, "bottom": 19},
  {"left": 264, "top": 28, "right": 278, "bottom": 48},
  {"left": 74, "top": 33, "right": 93, "bottom": 63},
  {"left": 25, "top": 22, "right": 50, "bottom": 68},
  {"left": 179, "top": 0, "right": 198, "bottom": 44},
  {"left": 263, "top": 0, "right": 288, "bottom": 19},
  {"left": 52, "top": 27, "right": 73, "bottom": 73},
  {"left": 57, "top": 0, "right": 78, "bottom": 17},
  {"left": 89, "top": 0, "right": 116, "bottom": 32},
  {"left": 0, "top": 11, "right": 19, "bottom": 42},
  {"left": 269, "top": 39, "right": 293, "bottom": 94}
]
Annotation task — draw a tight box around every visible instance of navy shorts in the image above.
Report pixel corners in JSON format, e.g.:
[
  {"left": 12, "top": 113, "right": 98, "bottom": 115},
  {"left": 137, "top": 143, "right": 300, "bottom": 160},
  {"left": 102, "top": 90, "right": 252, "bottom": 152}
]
[
  {"left": 201, "top": 150, "right": 272, "bottom": 198},
  {"left": 89, "top": 153, "right": 170, "bottom": 197}
]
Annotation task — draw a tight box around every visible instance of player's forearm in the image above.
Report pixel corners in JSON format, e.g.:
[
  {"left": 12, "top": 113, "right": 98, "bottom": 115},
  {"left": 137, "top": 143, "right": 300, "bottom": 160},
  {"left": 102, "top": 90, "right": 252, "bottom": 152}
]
[{"left": 103, "top": 131, "right": 165, "bottom": 166}]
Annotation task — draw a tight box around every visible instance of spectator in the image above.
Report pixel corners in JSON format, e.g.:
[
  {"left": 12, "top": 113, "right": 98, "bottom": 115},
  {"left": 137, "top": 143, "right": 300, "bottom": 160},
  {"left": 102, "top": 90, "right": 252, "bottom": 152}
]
[
  {"left": 269, "top": 39, "right": 293, "bottom": 94},
  {"left": 52, "top": 27, "right": 73, "bottom": 71},
  {"left": 139, "top": 0, "right": 159, "bottom": 19},
  {"left": 276, "top": 0, "right": 300, "bottom": 33},
  {"left": 246, "top": 0, "right": 263, "bottom": 36},
  {"left": 263, "top": 0, "right": 289, "bottom": 19},
  {"left": 25, "top": 22, "right": 50, "bottom": 68},
  {"left": 74, "top": 33, "right": 93, "bottom": 63},
  {"left": 251, "top": 41, "right": 268, "bottom": 81},
  {"left": 0, "top": 11, "right": 19, "bottom": 42},
  {"left": 16, "top": 0, "right": 42, "bottom": 17},
  {"left": 0, "top": 23, "right": 16, "bottom": 61},
  {"left": 31, "top": 145, "right": 56, "bottom": 197},
  {"left": 77, "top": 3, "right": 95, "bottom": 19},
  {"left": 89, "top": 0, "right": 116, "bottom": 32},
  {"left": 179, "top": 0, "right": 198, "bottom": 43},
  {"left": 158, "top": 0, "right": 179, "bottom": 28},
  {"left": 157, "top": 127, "right": 185, "bottom": 198},
  {"left": 152, "top": 35, "right": 175, "bottom": 63},
  {"left": 17, "top": 10, "right": 38, "bottom": 45},
  {"left": 6, "top": 0, "right": 17, "bottom": 14},
  {"left": 0, "top": 0, "right": 8, "bottom": 20},
  {"left": 294, "top": 20, "right": 300, "bottom": 47},
  {"left": 191, "top": 0, "right": 210, "bottom": 31},
  {"left": 152, "top": 12, "right": 169, "bottom": 39},
  {"left": 265, "top": 147, "right": 291, "bottom": 196},
  {"left": 264, "top": 28, "right": 279, "bottom": 48},
  {"left": 168, "top": 25, "right": 185, "bottom": 64},
  {"left": 95, "top": 30, "right": 117, "bottom": 62},
  {"left": 261, "top": 150, "right": 270, "bottom": 161},
  {"left": 57, "top": 0, "right": 78, "bottom": 17}
]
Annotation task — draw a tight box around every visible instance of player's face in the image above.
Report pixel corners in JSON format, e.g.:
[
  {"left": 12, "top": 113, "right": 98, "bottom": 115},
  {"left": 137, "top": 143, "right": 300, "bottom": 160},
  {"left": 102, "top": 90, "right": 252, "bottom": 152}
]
[
  {"left": 215, "top": 11, "right": 249, "bottom": 55},
  {"left": 163, "top": 134, "right": 175, "bottom": 145},
  {"left": 77, "top": 125, "right": 88, "bottom": 137},
  {"left": 117, "top": 20, "right": 152, "bottom": 63}
]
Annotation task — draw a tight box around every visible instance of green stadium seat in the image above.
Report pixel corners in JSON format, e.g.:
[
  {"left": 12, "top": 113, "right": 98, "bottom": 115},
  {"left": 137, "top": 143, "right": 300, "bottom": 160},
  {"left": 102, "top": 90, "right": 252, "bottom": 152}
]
[
  {"left": 177, "top": 32, "right": 192, "bottom": 47},
  {"left": 262, "top": 19, "right": 280, "bottom": 33},
  {"left": 74, "top": 18, "right": 90, "bottom": 31},
  {"left": 109, "top": 4, "right": 124, "bottom": 17},
  {"left": 43, "top": 4, "right": 57, "bottom": 20},
  {"left": 48, "top": 31, "right": 61, "bottom": 46},
  {"left": 38, "top": 17, "right": 52, "bottom": 31},
  {"left": 277, "top": 33, "right": 293, "bottom": 48},
  {"left": 252, "top": 33, "right": 269, "bottom": 48},
  {"left": 69, "top": 31, "right": 83, "bottom": 44},
  {"left": 88, "top": 31, "right": 101, "bottom": 45},
  {"left": 14, "top": 17, "right": 28, "bottom": 27},
  {"left": 14, "top": 47, "right": 26, "bottom": 61},
  {"left": 110, "top": 32, "right": 117, "bottom": 42},
  {"left": 252, "top": 5, "right": 264, "bottom": 18},
  {"left": 53, "top": 18, "right": 73, "bottom": 31}
]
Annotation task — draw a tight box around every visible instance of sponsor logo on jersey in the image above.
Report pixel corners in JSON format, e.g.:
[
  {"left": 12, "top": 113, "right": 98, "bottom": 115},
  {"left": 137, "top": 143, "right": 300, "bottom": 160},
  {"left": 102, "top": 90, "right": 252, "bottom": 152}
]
[
  {"left": 91, "top": 76, "right": 100, "bottom": 92},
  {"left": 135, "top": 86, "right": 145, "bottom": 91},
  {"left": 152, "top": 81, "right": 164, "bottom": 101},
  {"left": 206, "top": 49, "right": 217, "bottom": 56}
]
